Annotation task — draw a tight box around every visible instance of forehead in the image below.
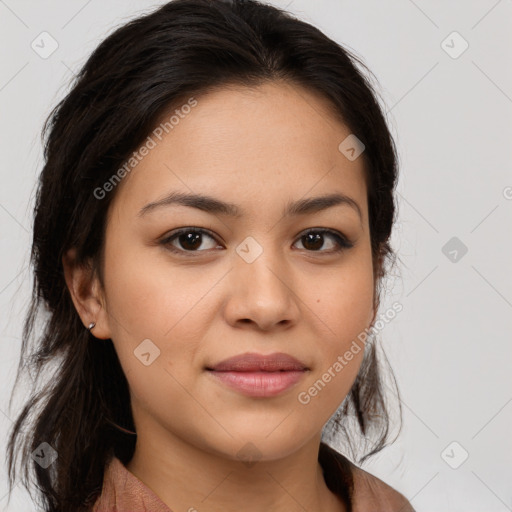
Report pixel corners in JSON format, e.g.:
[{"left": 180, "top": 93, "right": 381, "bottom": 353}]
[{"left": 108, "top": 80, "right": 368, "bottom": 222}]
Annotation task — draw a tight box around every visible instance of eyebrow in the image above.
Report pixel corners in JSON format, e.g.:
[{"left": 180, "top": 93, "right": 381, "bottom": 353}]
[{"left": 138, "top": 191, "right": 362, "bottom": 222}]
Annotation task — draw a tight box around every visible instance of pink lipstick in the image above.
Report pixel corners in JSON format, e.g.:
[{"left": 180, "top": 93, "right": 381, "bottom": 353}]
[{"left": 206, "top": 352, "right": 309, "bottom": 398}]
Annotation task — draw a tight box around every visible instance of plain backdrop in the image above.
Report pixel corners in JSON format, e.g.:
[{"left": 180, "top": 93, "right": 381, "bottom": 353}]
[{"left": 1, "top": 1, "right": 511, "bottom": 511}]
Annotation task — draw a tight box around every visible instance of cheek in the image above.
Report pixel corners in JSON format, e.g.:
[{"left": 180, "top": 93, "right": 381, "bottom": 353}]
[
  {"left": 101, "top": 240, "right": 223, "bottom": 398},
  {"left": 101, "top": 248, "right": 209, "bottom": 430},
  {"left": 311, "top": 256, "right": 375, "bottom": 347},
  {"left": 296, "top": 259, "right": 374, "bottom": 418},
  {"left": 103, "top": 239, "right": 216, "bottom": 338}
]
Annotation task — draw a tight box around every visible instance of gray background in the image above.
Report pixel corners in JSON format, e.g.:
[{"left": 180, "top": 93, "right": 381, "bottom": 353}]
[{"left": 1, "top": 0, "right": 511, "bottom": 510}]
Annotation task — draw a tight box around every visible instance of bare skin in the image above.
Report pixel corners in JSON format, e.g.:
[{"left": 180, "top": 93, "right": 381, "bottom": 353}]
[{"left": 63, "top": 80, "right": 379, "bottom": 512}]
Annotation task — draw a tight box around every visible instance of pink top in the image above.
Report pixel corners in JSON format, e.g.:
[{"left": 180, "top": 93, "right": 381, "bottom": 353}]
[
  {"left": 92, "top": 444, "right": 415, "bottom": 512},
  {"left": 92, "top": 456, "right": 170, "bottom": 512}
]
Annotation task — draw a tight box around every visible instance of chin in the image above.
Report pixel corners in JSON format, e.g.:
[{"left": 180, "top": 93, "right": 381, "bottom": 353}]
[{"left": 200, "top": 425, "right": 315, "bottom": 464}]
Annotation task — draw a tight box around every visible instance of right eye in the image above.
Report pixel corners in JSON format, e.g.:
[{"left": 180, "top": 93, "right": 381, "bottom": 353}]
[{"left": 159, "top": 228, "right": 223, "bottom": 256}]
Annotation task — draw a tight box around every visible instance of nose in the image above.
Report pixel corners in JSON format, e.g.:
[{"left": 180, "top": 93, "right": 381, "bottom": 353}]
[{"left": 223, "top": 250, "right": 301, "bottom": 332}]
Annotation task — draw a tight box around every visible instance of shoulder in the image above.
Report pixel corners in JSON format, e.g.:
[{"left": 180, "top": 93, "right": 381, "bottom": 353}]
[{"left": 350, "top": 464, "right": 416, "bottom": 512}]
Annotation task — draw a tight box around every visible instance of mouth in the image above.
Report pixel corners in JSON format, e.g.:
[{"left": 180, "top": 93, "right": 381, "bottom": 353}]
[{"left": 205, "top": 352, "right": 310, "bottom": 398}]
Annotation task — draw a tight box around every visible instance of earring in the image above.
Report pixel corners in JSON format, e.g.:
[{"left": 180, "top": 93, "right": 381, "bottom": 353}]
[{"left": 87, "top": 322, "right": 96, "bottom": 331}]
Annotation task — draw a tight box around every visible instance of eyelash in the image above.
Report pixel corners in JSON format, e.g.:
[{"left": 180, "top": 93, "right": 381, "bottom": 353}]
[{"left": 159, "top": 227, "right": 354, "bottom": 257}]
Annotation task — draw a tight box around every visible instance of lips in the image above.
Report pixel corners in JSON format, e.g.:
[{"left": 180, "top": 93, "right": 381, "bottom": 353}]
[
  {"left": 206, "top": 352, "right": 309, "bottom": 372},
  {"left": 206, "top": 352, "right": 309, "bottom": 398}
]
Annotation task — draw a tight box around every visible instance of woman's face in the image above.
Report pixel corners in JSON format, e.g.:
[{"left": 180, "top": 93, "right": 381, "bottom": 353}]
[{"left": 95, "top": 81, "right": 375, "bottom": 461}]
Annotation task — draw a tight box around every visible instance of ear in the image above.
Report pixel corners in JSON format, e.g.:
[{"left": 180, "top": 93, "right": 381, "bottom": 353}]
[{"left": 62, "top": 248, "right": 112, "bottom": 340}]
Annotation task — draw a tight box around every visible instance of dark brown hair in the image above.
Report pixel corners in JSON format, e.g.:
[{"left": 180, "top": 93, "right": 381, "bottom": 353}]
[{"left": 6, "top": 1, "right": 402, "bottom": 510}]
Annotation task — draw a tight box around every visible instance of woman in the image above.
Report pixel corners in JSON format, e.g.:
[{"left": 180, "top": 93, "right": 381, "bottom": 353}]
[{"left": 6, "top": 0, "right": 414, "bottom": 510}]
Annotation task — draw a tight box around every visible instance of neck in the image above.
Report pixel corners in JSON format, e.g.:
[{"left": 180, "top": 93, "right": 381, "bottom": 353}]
[{"left": 125, "top": 426, "right": 347, "bottom": 512}]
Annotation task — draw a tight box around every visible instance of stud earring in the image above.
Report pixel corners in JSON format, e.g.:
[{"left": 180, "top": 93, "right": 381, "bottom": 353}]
[{"left": 87, "top": 322, "right": 96, "bottom": 331}]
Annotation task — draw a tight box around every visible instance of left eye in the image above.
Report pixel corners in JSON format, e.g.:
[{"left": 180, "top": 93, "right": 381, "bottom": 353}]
[
  {"left": 293, "top": 229, "right": 353, "bottom": 253},
  {"left": 160, "top": 228, "right": 353, "bottom": 255}
]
